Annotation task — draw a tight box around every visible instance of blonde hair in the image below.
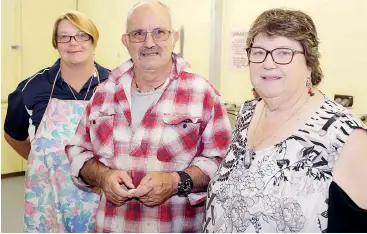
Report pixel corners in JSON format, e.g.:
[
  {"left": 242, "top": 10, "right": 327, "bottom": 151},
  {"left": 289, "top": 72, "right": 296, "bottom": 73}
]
[
  {"left": 247, "top": 8, "right": 323, "bottom": 86},
  {"left": 52, "top": 11, "right": 99, "bottom": 49}
]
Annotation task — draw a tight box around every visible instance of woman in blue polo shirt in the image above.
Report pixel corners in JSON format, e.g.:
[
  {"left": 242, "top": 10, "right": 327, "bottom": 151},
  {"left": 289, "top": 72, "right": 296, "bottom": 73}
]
[{"left": 4, "top": 11, "right": 109, "bottom": 232}]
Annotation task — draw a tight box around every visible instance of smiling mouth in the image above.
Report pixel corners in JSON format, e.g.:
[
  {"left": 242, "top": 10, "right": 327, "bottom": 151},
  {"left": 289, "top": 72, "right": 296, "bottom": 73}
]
[
  {"left": 261, "top": 76, "right": 282, "bottom": 80},
  {"left": 141, "top": 52, "right": 159, "bottom": 57},
  {"left": 68, "top": 51, "right": 82, "bottom": 54}
]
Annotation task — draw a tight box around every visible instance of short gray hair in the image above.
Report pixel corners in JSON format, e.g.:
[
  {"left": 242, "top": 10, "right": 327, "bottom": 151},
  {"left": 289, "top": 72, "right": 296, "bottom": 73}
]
[{"left": 125, "top": 1, "right": 174, "bottom": 33}]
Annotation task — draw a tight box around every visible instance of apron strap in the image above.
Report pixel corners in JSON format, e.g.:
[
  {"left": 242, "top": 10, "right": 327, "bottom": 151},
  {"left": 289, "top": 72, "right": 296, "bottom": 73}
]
[
  {"left": 48, "top": 68, "right": 61, "bottom": 106},
  {"left": 48, "top": 67, "right": 101, "bottom": 104}
]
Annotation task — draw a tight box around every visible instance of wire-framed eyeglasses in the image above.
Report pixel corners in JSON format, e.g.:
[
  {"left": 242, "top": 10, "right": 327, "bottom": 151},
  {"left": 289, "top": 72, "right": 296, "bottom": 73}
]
[
  {"left": 127, "top": 28, "right": 173, "bottom": 43},
  {"left": 56, "top": 33, "right": 91, "bottom": 43}
]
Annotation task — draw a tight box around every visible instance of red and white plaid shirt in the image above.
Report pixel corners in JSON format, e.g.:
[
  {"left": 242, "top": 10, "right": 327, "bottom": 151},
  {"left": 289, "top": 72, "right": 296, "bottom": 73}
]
[{"left": 66, "top": 54, "right": 232, "bottom": 232}]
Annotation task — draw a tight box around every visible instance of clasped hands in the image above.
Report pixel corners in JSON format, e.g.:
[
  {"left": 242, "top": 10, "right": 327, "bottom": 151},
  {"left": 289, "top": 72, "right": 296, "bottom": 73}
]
[{"left": 100, "top": 170, "right": 179, "bottom": 207}]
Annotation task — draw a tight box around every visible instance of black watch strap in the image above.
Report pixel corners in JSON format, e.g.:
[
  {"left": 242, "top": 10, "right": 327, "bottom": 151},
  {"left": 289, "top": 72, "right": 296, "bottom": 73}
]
[{"left": 177, "top": 171, "right": 193, "bottom": 196}]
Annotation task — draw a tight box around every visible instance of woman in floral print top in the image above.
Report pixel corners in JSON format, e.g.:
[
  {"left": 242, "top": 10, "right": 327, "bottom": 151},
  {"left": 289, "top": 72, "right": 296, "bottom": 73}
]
[{"left": 204, "top": 8, "right": 367, "bottom": 233}]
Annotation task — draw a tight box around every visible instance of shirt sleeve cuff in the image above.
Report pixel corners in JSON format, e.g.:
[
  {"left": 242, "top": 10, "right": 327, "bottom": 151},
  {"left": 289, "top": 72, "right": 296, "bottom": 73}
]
[
  {"left": 4, "top": 126, "right": 29, "bottom": 141},
  {"left": 190, "top": 156, "right": 219, "bottom": 179},
  {"left": 187, "top": 156, "right": 219, "bottom": 205},
  {"left": 70, "top": 154, "right": 95, "bottom": 190},
  {"left": 188, "top": 192, "right": 207, "bottom": 205}
]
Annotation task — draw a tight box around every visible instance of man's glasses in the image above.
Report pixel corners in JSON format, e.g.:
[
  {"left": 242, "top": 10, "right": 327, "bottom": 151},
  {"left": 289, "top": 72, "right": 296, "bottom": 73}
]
[
  {"left": 127, "top": 28, "right": 172, "bottom": 43},
  {"left": 246, "top": 47, "right": 304, "bottom": 65},
  {"left": 56, "top": 33, "right": 91, "bottom": 43}
]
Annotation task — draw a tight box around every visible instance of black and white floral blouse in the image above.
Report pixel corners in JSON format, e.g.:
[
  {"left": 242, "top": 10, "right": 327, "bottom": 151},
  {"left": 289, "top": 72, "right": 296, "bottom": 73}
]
[{"left": 203, "top": 97, "right": 366, "bottom": 233}]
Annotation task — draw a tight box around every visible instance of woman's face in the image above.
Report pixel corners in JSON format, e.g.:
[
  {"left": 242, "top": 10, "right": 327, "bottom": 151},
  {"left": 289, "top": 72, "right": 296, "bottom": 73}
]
[
  {"left": 56, "top": 19, "right": 95, "bottom": 65},
  {"left": 249, "top": 34, "right": 311, "bottom": 99}
]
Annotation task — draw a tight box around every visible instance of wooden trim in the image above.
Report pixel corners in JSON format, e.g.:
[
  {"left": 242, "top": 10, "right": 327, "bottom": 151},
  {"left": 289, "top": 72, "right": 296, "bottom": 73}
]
[
  {"left": 1, "top": 171, "right": 25, "bottom": 179},
  {"left": 1, "top": 99, "right": 8, "bottom": 104}
]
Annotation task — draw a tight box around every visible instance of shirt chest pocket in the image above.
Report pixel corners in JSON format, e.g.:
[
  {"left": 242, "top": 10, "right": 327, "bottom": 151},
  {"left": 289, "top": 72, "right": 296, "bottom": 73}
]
[
  {"left": 157, "top": 114, "right": 202, "bottom": 162},
  {"left": 89, "top": 109, "right": 115, "bottom": 159}
]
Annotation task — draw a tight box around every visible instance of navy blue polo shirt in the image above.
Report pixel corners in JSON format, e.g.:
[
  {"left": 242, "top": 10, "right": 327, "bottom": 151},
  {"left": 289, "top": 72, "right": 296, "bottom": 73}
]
[{"left": 4, "top": 59, "right": 110, "bottom": 141}]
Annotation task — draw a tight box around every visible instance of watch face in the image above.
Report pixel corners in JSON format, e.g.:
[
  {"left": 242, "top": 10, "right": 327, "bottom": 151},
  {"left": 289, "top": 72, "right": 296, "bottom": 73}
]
[
  {"left": 178, "top": 175, "right": 193, "bottom": 195},
  {"left": 183, "top": 180, "right": 193, "bottom": 191}
]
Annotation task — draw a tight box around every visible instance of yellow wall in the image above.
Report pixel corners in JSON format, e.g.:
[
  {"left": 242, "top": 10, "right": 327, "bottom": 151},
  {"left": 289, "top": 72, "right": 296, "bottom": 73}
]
[
  {"left": 1, "top": 0, "right": 77, "bottom": 174},
  {"left": 220, "top": 0, "right": 367, "bottom": 116},
  {"left": 21, "top": 0, "right": 76, "bottom": 78},
  {"left": 78, "top": 0, "right": 212, "bottom": 79},
  {"left": 1, "top": 0, "right": 22, "bottom": 101}
]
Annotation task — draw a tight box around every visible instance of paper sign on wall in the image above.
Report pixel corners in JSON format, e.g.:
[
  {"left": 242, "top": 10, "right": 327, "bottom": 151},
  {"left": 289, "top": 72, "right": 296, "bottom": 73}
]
[{"left": 228, "top": 29, "right": 248, "bottom": 70}]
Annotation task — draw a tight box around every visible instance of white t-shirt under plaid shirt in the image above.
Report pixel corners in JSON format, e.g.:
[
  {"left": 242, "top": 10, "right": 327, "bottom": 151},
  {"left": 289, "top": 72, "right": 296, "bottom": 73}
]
[{"left": 66, "top": 54, "right": 232, "bottom": 232}]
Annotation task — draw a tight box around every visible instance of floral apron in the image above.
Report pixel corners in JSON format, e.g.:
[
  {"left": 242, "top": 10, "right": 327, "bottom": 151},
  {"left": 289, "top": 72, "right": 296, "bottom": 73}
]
[{"left": 24, "top": 69, "right": 101, "bottom": 232}]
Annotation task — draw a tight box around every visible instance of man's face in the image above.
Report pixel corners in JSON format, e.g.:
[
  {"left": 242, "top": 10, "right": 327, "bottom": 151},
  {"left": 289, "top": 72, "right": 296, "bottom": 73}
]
[{"left": 122, "top": 4, "right": 179, "bottom": 72}]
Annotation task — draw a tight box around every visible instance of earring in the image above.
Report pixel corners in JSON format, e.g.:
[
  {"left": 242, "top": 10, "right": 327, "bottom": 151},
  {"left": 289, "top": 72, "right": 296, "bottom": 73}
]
[
  {"left": 252, "top": 88, "right": 259, "bottom": 99},
  {"left": 306, "top": 78, "right": 314, "bottom": 96}
]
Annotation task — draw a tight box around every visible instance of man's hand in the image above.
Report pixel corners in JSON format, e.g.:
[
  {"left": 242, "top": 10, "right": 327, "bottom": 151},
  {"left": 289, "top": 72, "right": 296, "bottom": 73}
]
[
  {"left": 130, "top": 171, "right": 178, "bottom": 207},
  {"left": 101, "top": 170, "right": 135, "bottom": 206}
]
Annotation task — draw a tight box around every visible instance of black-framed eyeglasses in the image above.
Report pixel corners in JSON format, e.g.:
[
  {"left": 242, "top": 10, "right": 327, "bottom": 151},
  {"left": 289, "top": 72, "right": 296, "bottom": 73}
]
[
  {"left": 246, "top": 47, "right": 304, "bottom": 65},
  {"left": 127, "top": 28, "right": 172, "bottom": 43},
  {"left": 56, "top": 33, "right": 91, "bottom": 43}
]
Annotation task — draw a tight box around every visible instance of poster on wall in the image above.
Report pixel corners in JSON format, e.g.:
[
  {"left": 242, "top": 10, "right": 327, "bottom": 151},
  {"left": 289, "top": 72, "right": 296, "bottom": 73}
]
[{"left": 228, "top": 29, "right": 248, "bottom": 70}]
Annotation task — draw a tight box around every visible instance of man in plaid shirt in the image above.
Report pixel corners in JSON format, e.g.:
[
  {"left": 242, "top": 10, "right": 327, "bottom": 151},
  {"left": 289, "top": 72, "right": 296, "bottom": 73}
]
[{"left": 66, "top": 1, "right": 232, "bottom": 232}]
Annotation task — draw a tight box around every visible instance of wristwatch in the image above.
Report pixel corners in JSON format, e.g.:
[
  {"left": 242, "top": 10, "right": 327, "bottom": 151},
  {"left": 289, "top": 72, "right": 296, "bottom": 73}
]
[{"left": 177, "top": 171, "right": 193, "bottom": 196}]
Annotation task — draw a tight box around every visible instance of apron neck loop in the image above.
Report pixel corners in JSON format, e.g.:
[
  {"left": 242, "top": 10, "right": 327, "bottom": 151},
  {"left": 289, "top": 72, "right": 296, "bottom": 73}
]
[{"left": 48, "top": 66, "right": 101, "bottom": 104}]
